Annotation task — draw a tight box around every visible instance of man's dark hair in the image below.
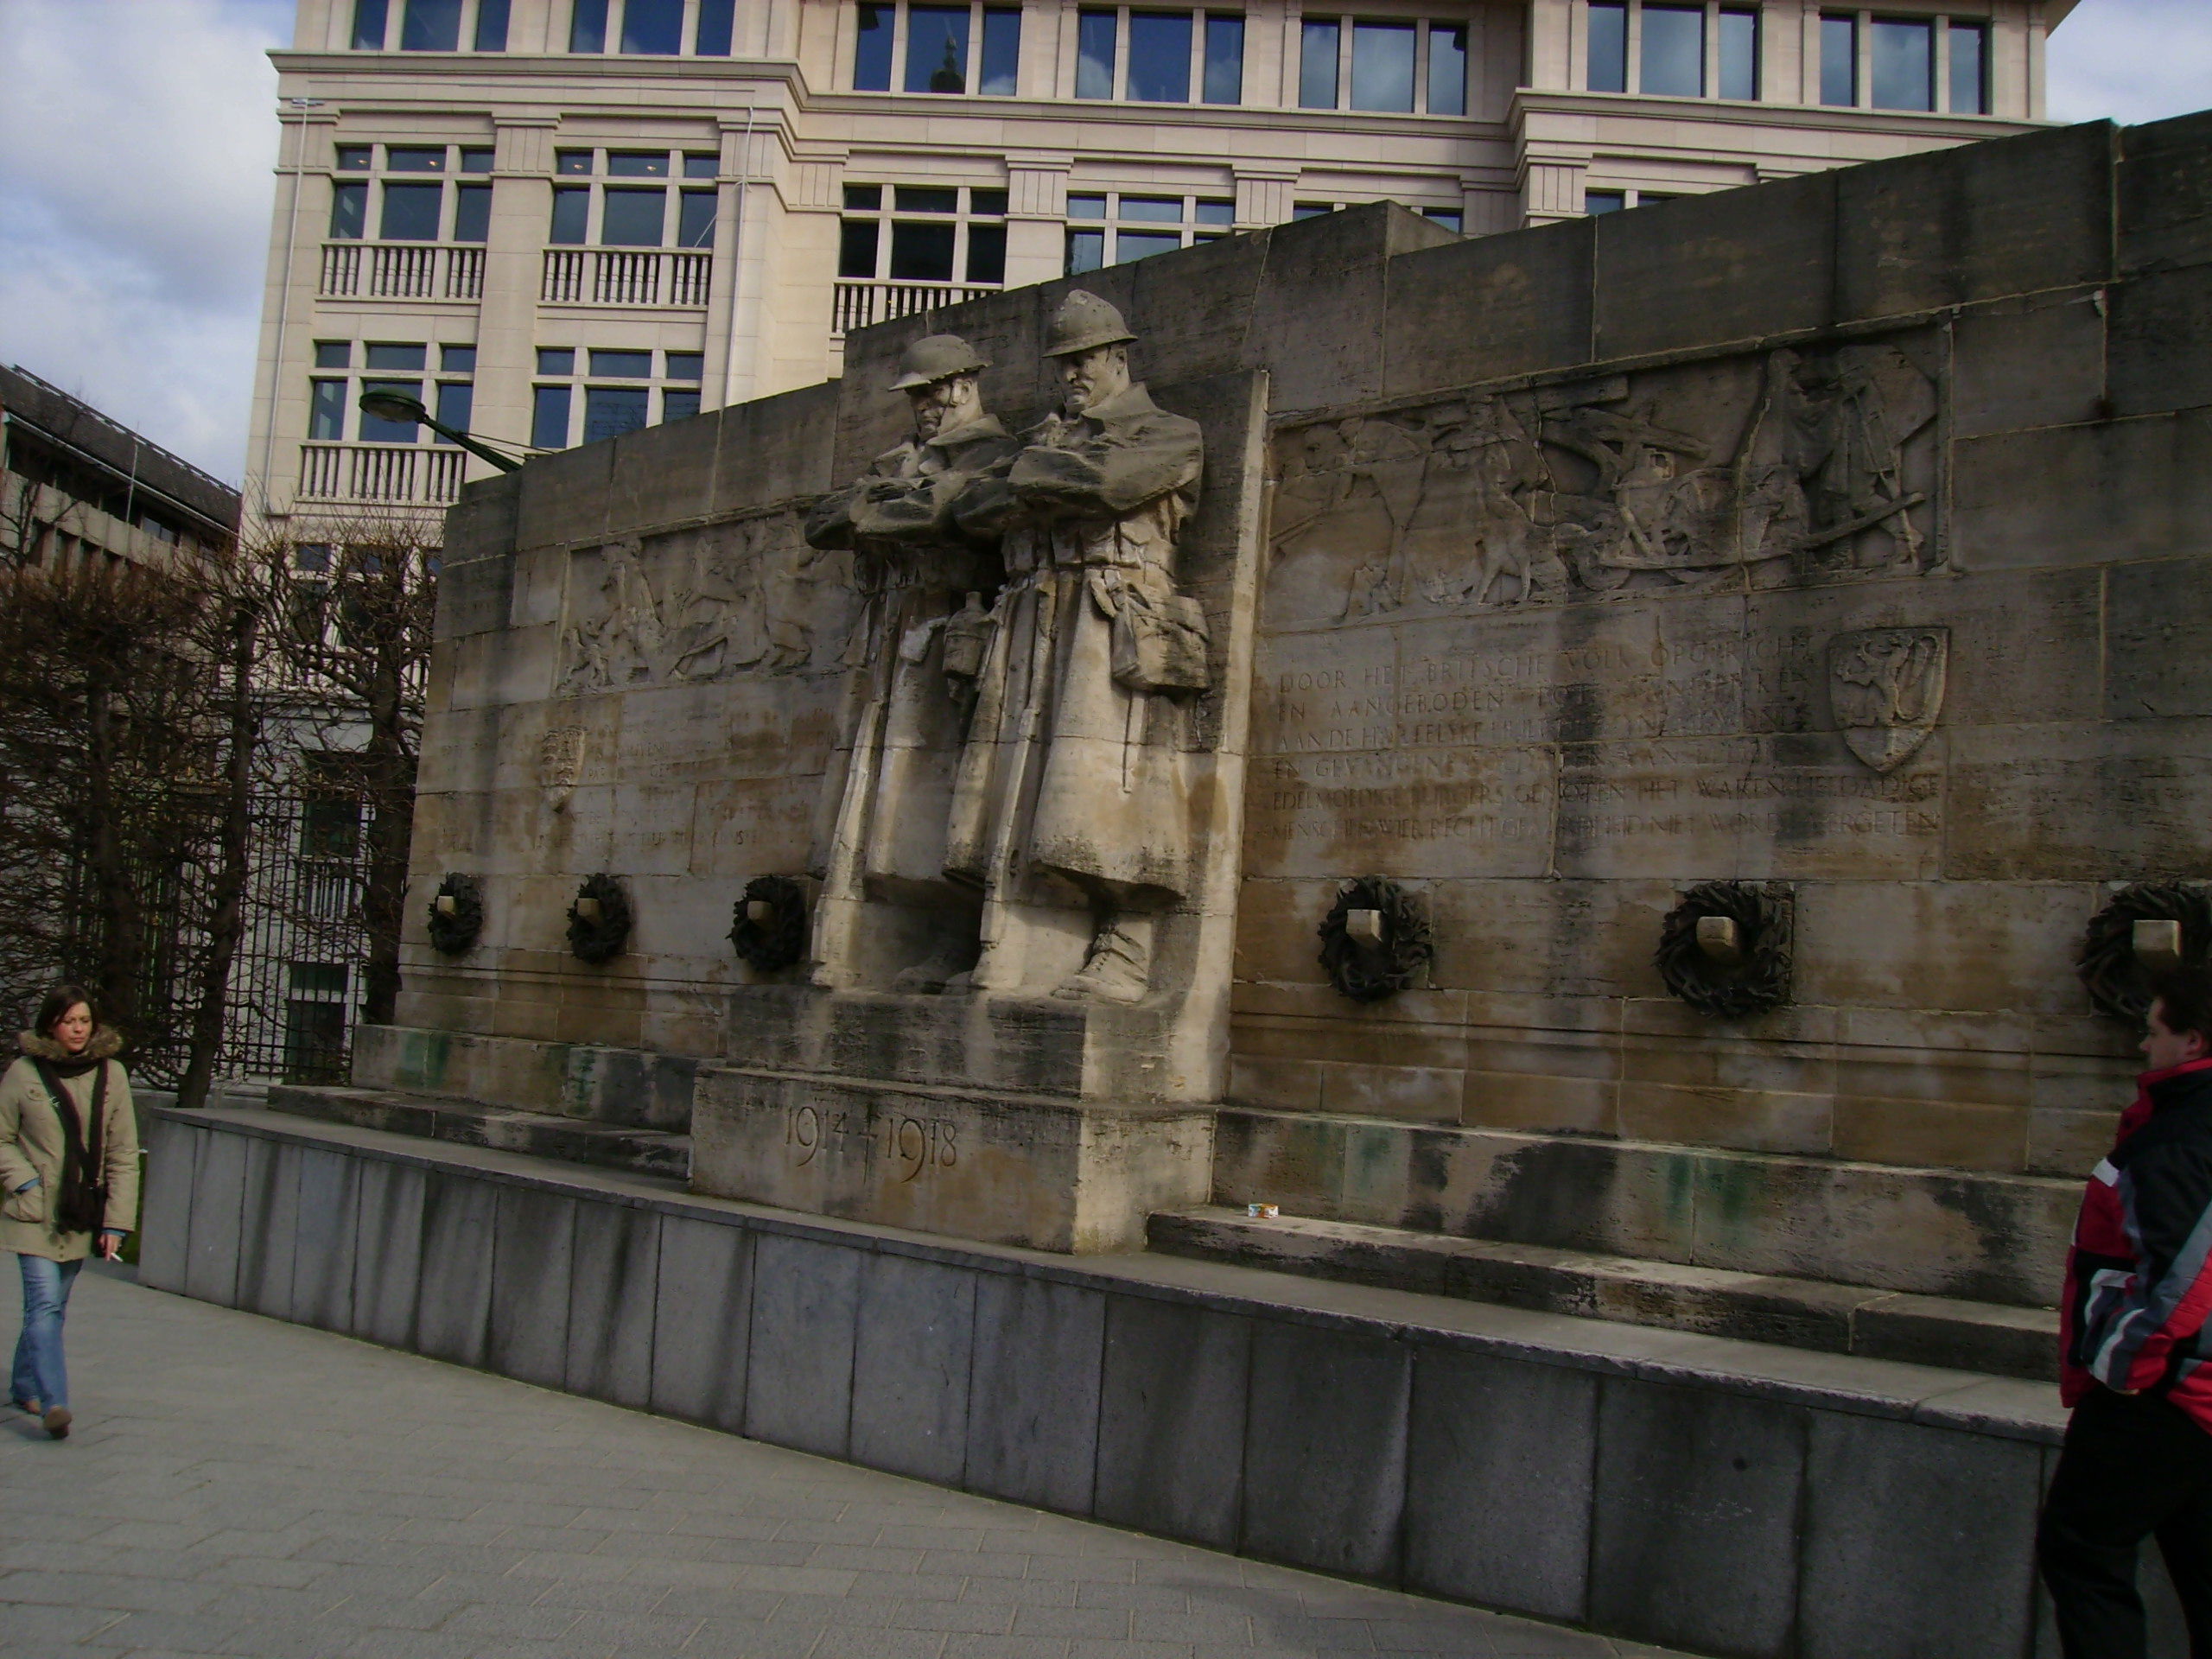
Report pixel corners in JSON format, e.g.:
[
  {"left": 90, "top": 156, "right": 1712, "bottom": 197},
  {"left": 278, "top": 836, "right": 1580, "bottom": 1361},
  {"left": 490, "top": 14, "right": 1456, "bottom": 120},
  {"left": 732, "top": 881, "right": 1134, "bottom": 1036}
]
[
  {"left": 2147, "top": 968, "right": 2212, "bottom": 1045},
  {"left": 32, "top": 983, "right": 99, "bottom": 1039}
]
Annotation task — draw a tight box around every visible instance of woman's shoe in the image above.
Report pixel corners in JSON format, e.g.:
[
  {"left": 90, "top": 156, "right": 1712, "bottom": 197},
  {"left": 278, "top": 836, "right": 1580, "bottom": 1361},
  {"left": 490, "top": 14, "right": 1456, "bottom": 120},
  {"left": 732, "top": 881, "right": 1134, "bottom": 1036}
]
[{"left": 41, "top": 1407, "right": 69, "bottom": 1440}]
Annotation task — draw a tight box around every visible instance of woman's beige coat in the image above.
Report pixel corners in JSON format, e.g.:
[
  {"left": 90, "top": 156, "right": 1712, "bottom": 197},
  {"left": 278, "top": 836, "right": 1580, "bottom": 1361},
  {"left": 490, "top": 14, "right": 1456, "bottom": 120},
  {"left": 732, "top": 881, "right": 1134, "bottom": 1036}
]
[{"left": 0, "top": 1029, "right": 140, "bottom": 1262}]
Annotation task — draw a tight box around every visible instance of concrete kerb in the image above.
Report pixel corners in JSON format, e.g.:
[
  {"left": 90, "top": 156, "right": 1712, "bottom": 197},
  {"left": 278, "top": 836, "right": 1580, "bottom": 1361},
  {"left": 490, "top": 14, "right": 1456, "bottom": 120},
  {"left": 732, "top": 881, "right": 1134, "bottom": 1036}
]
[{"left": 141, "top": 1101, "right": 2093, "bottom": 1656}]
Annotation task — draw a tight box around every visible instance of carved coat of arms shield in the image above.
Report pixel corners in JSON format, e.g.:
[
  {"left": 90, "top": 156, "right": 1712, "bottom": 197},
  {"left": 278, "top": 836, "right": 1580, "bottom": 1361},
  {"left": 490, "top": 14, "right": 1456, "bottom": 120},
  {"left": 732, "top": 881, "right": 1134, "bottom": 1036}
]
[{"left": 1827, "top": 626, "right": 1948, "bottom": 772}]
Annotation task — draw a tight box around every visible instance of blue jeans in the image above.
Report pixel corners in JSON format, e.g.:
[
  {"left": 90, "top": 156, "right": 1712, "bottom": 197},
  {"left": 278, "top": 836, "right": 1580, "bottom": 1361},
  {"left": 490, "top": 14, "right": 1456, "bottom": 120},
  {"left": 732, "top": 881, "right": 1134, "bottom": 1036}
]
[{"left": 12, "top": 1255, "right": 81, "bottom": 1412}]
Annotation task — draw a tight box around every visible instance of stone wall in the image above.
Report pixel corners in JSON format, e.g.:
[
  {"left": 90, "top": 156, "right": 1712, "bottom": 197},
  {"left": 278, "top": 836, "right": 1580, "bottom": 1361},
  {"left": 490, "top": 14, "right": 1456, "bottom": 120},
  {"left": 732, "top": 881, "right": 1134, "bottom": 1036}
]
[
  {"left": 388, "top": 114, "right": 2212, "bottom": 1287},
  {"left": 142, "top": 1103, "right": 2202, "bottom": 1659}
]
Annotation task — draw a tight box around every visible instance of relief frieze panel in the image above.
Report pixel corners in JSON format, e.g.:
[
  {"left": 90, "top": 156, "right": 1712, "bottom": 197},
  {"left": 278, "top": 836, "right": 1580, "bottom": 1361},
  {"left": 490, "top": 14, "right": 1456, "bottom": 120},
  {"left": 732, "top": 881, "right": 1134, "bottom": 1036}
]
[
  {"left": 1266, "top": 337, "right": 1943, "bottom": 630},
  {"left": 556, "top": 510, "right": 855, "bottom": 697}
]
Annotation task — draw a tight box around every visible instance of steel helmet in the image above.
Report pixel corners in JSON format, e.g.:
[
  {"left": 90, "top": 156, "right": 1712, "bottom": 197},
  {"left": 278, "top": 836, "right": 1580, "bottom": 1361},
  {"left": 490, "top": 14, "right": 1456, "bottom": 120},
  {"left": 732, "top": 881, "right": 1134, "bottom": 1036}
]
[
  {"left": 1042, "top": 289, "right": 1136, "bottom": 358},
  {"left": 888, "top": 334, "right": 990, "bottom": 391}
]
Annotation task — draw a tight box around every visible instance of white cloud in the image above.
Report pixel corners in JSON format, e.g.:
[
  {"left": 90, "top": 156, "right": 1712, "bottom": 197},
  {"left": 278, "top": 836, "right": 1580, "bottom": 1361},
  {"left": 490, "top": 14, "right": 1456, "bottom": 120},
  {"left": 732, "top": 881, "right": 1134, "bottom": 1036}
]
[
  {"left": 2049, "top": 0, "right": 2212, "bottom": 126},
  {"left": 0, "top": 0, "right": 284, "bottom": 485}
]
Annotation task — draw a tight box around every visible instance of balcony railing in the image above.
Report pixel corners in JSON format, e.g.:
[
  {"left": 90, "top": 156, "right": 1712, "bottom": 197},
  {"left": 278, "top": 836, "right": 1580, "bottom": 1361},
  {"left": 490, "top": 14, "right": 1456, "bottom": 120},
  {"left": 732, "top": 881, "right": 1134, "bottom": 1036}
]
[
  {"left": 832, "top": 280, "right": 1001, "bottom": 335},
  {"left": 298, "top": 443, "right": 467, "bottom": 506},
  {"left": 319, "top": 243, "right": 484, "bottom": 301},
  {"left": 539, "top": 248, "right": 713, "bottom": 308}
]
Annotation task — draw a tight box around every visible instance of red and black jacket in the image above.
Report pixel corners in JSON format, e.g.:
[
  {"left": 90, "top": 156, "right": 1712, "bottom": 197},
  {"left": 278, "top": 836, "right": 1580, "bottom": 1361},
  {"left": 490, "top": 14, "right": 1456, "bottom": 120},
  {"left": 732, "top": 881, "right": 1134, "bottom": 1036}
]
[{"left": 2061, "top": 1057, "right": 2212, "bottom": 1433}]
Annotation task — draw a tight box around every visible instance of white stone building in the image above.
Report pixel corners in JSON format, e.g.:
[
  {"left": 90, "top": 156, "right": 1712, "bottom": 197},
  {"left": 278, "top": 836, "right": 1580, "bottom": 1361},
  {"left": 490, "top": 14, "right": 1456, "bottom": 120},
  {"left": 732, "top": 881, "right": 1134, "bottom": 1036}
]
[{"left": 246, "top": 0, "right": 2074, "bottom": 529}]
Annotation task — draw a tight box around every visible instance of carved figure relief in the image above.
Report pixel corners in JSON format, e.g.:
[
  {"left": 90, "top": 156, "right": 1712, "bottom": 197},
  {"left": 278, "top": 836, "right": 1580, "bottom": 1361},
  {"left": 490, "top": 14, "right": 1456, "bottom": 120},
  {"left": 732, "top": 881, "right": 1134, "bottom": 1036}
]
[
  {"left": 1828, "top": 626, "right": 1948, "bottom": 772},
  {"left": 537, "top": 727, "right": 586, "bottom": 788},
  {"left": 557, "top": 512, "right": 841, "bottom": 696},
  {"left": 1268, "top": 339, "right": 1942, "bottom": 627}
]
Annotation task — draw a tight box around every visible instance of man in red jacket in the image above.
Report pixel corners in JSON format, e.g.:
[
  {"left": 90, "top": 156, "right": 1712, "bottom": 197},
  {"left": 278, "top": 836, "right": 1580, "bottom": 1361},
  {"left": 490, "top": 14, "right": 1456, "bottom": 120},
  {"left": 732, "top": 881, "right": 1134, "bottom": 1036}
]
[{"left": 2042, "top": 969, "right": 2212, "bottom": 1656}]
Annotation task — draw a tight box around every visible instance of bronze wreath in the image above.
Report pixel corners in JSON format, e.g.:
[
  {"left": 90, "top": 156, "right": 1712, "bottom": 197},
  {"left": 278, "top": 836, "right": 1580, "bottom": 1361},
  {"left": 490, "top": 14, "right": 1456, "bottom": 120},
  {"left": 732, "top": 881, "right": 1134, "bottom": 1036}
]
[
  {"left": 426, "top": 872, "right": 484, "bottom": 956},
  {"left": 1317, "top": 876, "right": 1434, "bottom": 1003},
  {"left": 567, "top": 874, "right": 632, "bottom": 964},
  {"left": 1656, "top": 880, "right": 1794, "bottom": 1018},
  {"left": 729, "top": 874, "right": 809, "bottom": 973},
  {"left": 2078, "top": 881, "right": 2212, "bottom": 1022}
]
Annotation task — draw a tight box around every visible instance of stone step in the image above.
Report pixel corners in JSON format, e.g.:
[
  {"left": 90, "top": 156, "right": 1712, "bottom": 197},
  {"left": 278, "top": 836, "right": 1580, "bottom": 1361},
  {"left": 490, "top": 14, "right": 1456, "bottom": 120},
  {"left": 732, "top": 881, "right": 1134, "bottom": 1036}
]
[
  {"left": 1147, "top": 1205, "right": 2060, "bottom": 1382},
  {"left": 265, "top": 1085, "right": 690, "bottom": 1182}
]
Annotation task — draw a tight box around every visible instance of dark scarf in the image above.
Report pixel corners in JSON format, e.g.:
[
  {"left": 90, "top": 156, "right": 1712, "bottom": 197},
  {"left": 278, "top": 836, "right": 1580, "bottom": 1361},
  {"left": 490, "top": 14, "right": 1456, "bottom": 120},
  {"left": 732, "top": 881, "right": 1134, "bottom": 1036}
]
[{"left": 18, "top": 1029, "right": 120, "bottom": 1234}]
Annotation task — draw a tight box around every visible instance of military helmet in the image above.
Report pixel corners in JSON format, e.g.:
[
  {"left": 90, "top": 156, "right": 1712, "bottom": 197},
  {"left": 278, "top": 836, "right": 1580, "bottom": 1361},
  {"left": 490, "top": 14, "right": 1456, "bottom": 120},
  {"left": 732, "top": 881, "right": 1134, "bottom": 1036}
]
[
  {"left": 1042, "top": 289, "right": 1136, "bottom": 358},
  {"left": 889, "top": 333, "right": 990, "bottom": 391}
]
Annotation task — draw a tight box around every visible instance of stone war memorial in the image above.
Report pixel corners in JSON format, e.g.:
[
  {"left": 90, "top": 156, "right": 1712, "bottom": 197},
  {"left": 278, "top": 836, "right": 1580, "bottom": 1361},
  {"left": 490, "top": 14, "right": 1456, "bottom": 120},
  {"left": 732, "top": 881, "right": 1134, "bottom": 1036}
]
[{"left": 145, "top": 114, "right": 2212, "bottom": 1658}]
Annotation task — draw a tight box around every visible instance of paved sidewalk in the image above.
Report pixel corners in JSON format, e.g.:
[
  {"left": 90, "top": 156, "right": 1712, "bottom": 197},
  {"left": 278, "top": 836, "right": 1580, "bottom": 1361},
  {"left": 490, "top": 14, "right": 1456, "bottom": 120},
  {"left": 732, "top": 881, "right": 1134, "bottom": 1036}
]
[{"left": 0, "top": 1265, "right": 1688, "bottom": 1658}]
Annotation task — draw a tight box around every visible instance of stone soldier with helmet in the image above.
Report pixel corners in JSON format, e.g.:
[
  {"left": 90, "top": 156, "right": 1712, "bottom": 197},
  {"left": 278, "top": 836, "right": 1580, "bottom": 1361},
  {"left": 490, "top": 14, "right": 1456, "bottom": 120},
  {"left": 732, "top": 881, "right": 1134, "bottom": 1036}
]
[
  {"left": 804, "top": 334, "right": 1018, "bottom": 989},
  {"left": 944, "top": 290, "right": 1209, "bottom": 1001}
]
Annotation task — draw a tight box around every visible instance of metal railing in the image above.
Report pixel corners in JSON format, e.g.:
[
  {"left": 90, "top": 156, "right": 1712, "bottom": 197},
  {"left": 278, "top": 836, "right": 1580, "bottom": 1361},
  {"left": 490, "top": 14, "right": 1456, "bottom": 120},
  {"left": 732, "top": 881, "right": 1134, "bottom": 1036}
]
[
  {"left": 297, "top": 443, "right": 467, "bottom": 506},
  {"left": 319, "top": 242, "right": 485, "bottom": 301},
  {"left": 832, "top": 280, "right": 1001, "bottom": 334},
  {"left": 539, "top": 247, "right": 713, "bottom": 307}
]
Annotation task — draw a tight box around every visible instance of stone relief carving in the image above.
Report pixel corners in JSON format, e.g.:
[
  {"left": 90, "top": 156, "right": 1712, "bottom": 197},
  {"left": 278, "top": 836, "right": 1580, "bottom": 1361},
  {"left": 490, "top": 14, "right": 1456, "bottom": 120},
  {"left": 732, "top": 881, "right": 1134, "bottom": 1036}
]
[
  {"left": 1828, "top": 626, "right": 1948, "bottom": 772},
  {"left": 557, "top": 512, "right": 840, "bottom": 696},
  {"left": 537, "top": 726, "right": 585, "bottom": 813},
  {"left": 1269, "top": 340, "right": 1942, "bottom": 626}
]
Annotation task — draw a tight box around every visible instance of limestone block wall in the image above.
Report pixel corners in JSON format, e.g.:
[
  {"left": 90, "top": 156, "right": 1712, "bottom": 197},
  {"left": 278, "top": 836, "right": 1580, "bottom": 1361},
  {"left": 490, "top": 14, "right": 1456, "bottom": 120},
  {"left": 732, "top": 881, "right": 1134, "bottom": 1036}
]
[
  {"left": 1218, "top": 114, "right": 2212, "bottom": 1187},
  {"left": 394, "top": 114, "right": 2210, "bottom": 1198}
]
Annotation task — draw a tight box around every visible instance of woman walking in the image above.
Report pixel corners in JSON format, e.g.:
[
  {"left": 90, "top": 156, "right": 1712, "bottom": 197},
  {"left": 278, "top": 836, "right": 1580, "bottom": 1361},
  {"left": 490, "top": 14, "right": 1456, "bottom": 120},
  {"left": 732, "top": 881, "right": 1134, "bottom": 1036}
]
[{"left": 0, "top": 986, "right": 139, "bottom": 1440}]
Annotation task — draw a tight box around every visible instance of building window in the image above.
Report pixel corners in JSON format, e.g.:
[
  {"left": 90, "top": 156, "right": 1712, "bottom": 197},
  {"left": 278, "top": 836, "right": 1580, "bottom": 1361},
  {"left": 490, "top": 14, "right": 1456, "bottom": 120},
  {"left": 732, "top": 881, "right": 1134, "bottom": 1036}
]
[
  {"left": 461, "top": 146, "right": 495, "bottom": 174},
  {"left": 1299, "top": 17, "right": 1338, "bottom": 107},
  {"left": 838, "top": 183, "right": 1009, "bottom": 286},
  {"left": 453, "top": 182, "right": 493, "bottom": 242},
  {"left": 1586, "top": 187, "right": 1677, "bottom": 214},
  {"left": 1641, "top": 3, "right": 1702, "bottom": 97},
  {"left": 336, "top": 144, "right": 373, "bottom": 171},
  {"left": 1064, "top": 192, "right": 1232, "bottom": 274},
  {"left": 379, "top": 181, "right": 444, "bottom": 241},
  {"left": 1820, "top": 13, "right": 1856, "bottom": 106},
  {"left": 1870, "top": 16, "right": 1931, "bottom": 111},
  {"left": 434, "top": 381, "right": 474, "bottom": 442},
  {"left": 530, "top": 349, "right": 707, "bottom": 448},
  {"left": 543, "top": 150, "right": 720, "bottom": 247},
  {"left": 532, "top": 385, "right": 573, "bottom": 449},
  {"left": 1586, "top": 2, "right": 1625, "bottom": 92},
  {"left": 1299, "top": 14, "right": 1465, "bottom": 113},
  {"left": 1588, "top": 3, "right": 1758, "bottom": 100},
  {"left": 329, "top": 181, "right": 368, "bottom": 239},
  {"left": 1718, "top": 7, "right": 1758, "bottom": 99},
  {"left": 309, "top": 379, "right": 349, "bottom": 441},
  {"left": 693, "top": 0, "right": 735, "bottom": 52},
  {"left": 1072, "top": 6, "right": 1237, "bottom": 103},
  {"left": 350, "top": 0, "right": 509, "bottom": 50},
  {"left": 1422, "top": 207, "right": 1463, "bottom": 232},
  {"left": 851, "top": 2, "right": 1020, "bottom": 93},
  {"left": 620, "top": 0, "right": 683, "bottom": 53},
  {"left": 1949, "top": 20, "right": 1986, "bottom": 114}
]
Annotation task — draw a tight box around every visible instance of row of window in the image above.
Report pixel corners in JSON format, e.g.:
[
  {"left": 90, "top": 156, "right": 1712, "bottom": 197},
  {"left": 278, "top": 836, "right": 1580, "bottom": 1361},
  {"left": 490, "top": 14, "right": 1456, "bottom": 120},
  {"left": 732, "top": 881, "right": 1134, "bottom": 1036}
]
[
  {"left": 327, "top": 177, "right": 721, "bottom": 249},
  {"left": 836, "top": 184, "right": 1009, "bottom": 287},
  {"left": 306, "top": 343, "right": 706, "bottom": 448},
  {"left": 1586, "top": 3, "right": 1987, "bottom": 114},
  {"left": 851, "top": 0, "right": 1468, "bottom": 113},
  {"left": 348, "top": 0, "right": 740, "bottom": 55}
]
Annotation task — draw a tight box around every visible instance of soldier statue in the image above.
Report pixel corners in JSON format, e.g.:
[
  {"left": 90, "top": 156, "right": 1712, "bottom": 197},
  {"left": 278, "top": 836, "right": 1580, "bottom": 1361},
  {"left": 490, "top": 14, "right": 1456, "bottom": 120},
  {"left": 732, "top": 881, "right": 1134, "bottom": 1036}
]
[
  {"left": 803, "top": 334, "right": 1016, "bottom": 990},
  {"left": 944, "top": 291, "right": 1209, "bottom": 1002}
]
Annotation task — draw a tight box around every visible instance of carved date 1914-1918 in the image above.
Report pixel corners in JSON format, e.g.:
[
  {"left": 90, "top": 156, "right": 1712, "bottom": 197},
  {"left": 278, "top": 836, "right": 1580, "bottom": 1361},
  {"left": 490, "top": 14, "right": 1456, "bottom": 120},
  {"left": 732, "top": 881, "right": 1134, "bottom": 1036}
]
[{"left": 785, "top": 1103, "right": 958, "bottom": 1181}]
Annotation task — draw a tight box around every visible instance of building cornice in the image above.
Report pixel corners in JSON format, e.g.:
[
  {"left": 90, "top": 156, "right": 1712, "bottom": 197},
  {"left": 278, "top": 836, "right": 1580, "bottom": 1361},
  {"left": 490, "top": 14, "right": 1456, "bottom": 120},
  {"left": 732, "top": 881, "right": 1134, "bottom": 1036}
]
[{"left": 1510, "top": 88, "right": 2057, "bottom": 147}]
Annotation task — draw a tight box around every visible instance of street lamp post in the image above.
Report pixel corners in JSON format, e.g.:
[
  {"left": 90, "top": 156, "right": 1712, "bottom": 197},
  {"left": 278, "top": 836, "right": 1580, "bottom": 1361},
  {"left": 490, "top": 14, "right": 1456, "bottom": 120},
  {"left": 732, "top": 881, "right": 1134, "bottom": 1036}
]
[{"left": 355, "top": 391, "right": 525, "bottom": 474}]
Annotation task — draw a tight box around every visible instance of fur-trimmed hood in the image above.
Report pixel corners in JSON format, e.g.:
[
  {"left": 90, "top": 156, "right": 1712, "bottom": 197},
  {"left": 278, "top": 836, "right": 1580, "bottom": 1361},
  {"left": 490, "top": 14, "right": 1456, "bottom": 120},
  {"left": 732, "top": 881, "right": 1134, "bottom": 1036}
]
[{"left": 17, "top": 1028, "right": 123, "bottom": 1064}]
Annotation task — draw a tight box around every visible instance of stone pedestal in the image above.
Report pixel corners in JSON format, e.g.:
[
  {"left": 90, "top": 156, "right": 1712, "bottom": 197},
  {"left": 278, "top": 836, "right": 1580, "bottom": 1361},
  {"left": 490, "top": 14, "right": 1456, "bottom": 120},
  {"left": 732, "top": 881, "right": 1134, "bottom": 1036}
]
[{"left": 691, "top": 985, "right": 1215, "bottom": 1252}]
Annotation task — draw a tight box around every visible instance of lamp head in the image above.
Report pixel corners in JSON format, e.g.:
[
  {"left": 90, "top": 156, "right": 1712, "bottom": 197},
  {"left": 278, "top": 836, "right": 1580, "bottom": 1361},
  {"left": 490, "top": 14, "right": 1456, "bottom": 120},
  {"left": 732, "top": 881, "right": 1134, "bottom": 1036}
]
[{"left": 358, "top": 390, "right": 428, "bottom": 425}]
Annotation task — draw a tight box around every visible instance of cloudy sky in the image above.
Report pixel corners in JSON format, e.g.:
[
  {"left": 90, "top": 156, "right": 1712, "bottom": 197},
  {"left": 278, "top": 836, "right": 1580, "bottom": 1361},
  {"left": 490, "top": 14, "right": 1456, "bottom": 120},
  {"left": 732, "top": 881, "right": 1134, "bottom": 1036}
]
[{"left": 0, "top": 0, "right": 2204, "bottom": 486}]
